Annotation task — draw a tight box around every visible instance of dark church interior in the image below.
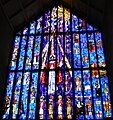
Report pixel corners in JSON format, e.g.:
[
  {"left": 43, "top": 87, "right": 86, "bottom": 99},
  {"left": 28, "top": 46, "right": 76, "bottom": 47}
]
[{"left": 0, "top": 0, "right": 113, "bottom": 119}]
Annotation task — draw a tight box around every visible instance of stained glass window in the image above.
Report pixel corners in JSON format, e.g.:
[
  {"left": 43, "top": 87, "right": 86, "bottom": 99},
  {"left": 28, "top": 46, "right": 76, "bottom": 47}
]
[{"left": 2, "top": 5, "right": 112, "bottom": 120}]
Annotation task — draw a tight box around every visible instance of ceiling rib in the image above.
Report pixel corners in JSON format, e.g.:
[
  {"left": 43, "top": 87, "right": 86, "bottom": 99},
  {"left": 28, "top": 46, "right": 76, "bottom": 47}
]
[
  {"left": 80, "top": 0, "right": 104, "bottom": 13},
  {"left": 18, "top": 0, "right": 28, "bottom": 22},
  {"left": 1, "top": 0, "right": 11, "bottom": 5},
  {"left": 64, "top": 0, "right": 103, "bottom": 28},
  {"left": 0, "top": 0, "right": 106, "bottom": 32},
  {"left": 0, "top": 1, "right": 14, "bottom": 31}
]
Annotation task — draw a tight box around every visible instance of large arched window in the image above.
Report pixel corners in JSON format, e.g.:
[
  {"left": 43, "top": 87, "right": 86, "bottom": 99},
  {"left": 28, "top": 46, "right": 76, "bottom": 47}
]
[{"left": 2, "top": 4, "right": 112, "bottom": 120}]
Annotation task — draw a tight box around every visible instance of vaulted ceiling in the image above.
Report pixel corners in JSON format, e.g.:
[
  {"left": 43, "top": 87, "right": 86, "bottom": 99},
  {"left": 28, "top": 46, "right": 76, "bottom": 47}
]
[{"left": 0, "top": 0, "right": 107, "bottom": 33}]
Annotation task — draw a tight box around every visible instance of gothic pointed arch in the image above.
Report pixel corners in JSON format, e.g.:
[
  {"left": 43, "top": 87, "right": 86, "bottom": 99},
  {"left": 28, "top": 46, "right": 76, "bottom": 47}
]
[{"left": 2, "top": 3, "right": 112, "bottom": 120}]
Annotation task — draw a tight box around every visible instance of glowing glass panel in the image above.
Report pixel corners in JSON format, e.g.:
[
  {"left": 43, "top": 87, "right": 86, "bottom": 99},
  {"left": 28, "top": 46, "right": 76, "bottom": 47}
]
[
  {"left": 80, "top": 33, "right": 89, "bottom": 68},
  {"left": 30, "top": 22, "right": 36, "bottom": 34},
  {"left": 43, "top": 11, "right": 50, "bottom": 33},
  {"left": 74, "top": 71, "right": 84, "bottom": 119},
  {"left": 92, "top": 70, "right": 103, "bottom": 119},
  {"left": 39, "top": 71, "right": 47, "bottom": 119},
  {"left": 100, "top": 70, "right": 112, "bottom": 118},
  {"left": 3, "top": 5, "right": 112, "bottom": 120},
  {"left": 51, "top": 7, "right": 57, "bottom": 33},
  {"left": 58, "top": 6, "right": 63, "bottom": 32},
  {"left": 23, "top": 27, "right": 29, "bottom": 35},
  {"left": 95, "top": 32, "right": 106, "bottom": 67},
  {"left": 33, "top": 36, "right": 41, "bottom": 69},
  {"left": 19, "top": 72, "right": 30, "bottom": 119},
  {"left": 25, "top": 36, "right": 34, "bottom": 70},
  {"left": 28, "top": 72, "right": 38, "bottom": 119},
  {"left": 88, "top": 33, "right": 97, "bottom": 67},
  {"left": 10, "top": 36, "right": 20, "bottom": 70},
  {"left": 73, "top": 33, "right": 81, "bottom": 68},
  {"left": 79, "top": 19, "right": 86, "bottom": 31},
  {"left": 56, "top": 70, "right": 64, "bottom": 119},
  {"left": 64, "top": 8, "right": 70, "bottom": 32},
  {"left": 36, "top": 17, "right": 42, "bottom": 34},
  {"left": 18, "top": 36, "right": 27, "bottom": 70},
  {"left": 3, "top": 72, "right": 15, "bottom": 119},
  {"left": 12, "top": 72, "right": 22, "bottom": 119},
  {"left": 72, "top": 14, "right": 79, "bottom": 31},
  {"left": 83, "top": 70, "right": 93, "bottom": 119}
]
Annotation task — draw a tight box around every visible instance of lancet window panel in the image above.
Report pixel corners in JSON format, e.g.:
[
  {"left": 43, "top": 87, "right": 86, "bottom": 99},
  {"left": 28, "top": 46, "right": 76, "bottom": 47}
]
[{"left": 2, "top": 5, "right": 112, "bottom": 120}]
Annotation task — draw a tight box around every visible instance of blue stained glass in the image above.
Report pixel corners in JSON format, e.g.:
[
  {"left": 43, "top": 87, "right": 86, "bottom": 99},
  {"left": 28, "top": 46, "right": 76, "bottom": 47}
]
[
  {"left": 39, "top": 71, "right": 47, "bottom": 119},
  {"left": 48, "top": 70, "right": 55, "bottom": 119},
  {"left": 19, "top": 72, "right": 30, "bottom": 119},
  {"left": 80, "top": 33, "right": 89, "bottom": 68},
  {"left": 25, "top": 36, "right": 34, "bottom": 70},
  {"left": 58, "top": 6, "right": 63, "bottom": 32},
  {"left": 33, "top": 36, "right": 41, "bottom": 69},
  {"left": 83, "top": 70, "right": 93, "bottom": 119},
  {"left": 64, "top": 8, "right": 70, "bottom": 32},
  {"left": 65, "top": 34, "right": 72, "bottom": 68},
  {"left": 74, "top": 71, "right": 84, "bottom": 120},
  {"left": 41, "top": 36, "right": 49, "bottom": 69},
  {"left": 65, "top": 71, "right": 73, "bottom": 119},
  {"left": 92, "top": 70, "right": 103, "bottom": 119},
  {"left": 51, "top": 7, "right": 57, "bottom": 33},
  {"left": 56, "top": 70, "right": 64, "bottom": 119},
  {"left": 49, "top": 35, "right": 57, "bottom": 69},
  {"left": 12, "top": 72, "right": 22, "bottom": 119},
  {"left": 52, "top": 35, "right": 57, "bottom": 60},
  {"left": 2, "top": 72, "right": 15, "bottom": 119},
  {"left": 100, "top": 70, "right": 112, "bottom": 118},
  {"left": 88, "top": 33, "right": 97, "bottom": 67},
  {"left": 72, "top": 14, "right": 78, "bottom": 31},
  {"left": 28, "top": 72, "right": 38, "bottom": 119},
  {"left": 18, "top": 36, "right": 27, "bottom": 70},
  {"left": 79, "top": 19, "right": 86, "bottom": 31},
  {"left": 49, "top": 36, "right": 56, "bottom": 69},
  {"left": 95, "top": 32, "right": 106, "bottom": 67},
  {"left": 87, "top": 24, "right": 93, "bottom": 31},
  {"left": 36, "top": 17, "right": 42, "bottom": 33},
  {"left": 10, "top": 36, "right": 20, "bottom": 70},
  {"left": 3, "top": 5, "right": 112, "bottom": 120},
  {"left": 57, "top": 35, "right": 64, "bottom": 68},
  {"left": 73, "top": 34, "right": 81, "bottom": 68},
  {"left": 44, "top": 11, "right": 50, "bottom": 33},
  {"left": 47, "top": 34, "right": 57, "bottom": 118},
  {"left": 23, "top": 27, "right": 29, "bottom": 35},
  {"left": 30, "top": 22, "right": 36, "bottom": 34}
]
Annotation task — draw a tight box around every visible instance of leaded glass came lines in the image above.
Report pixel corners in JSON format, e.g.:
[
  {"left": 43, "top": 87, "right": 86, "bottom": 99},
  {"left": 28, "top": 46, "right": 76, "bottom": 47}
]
[{"left": 2, "top": 5, "right": 112, "bottom": 120}]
